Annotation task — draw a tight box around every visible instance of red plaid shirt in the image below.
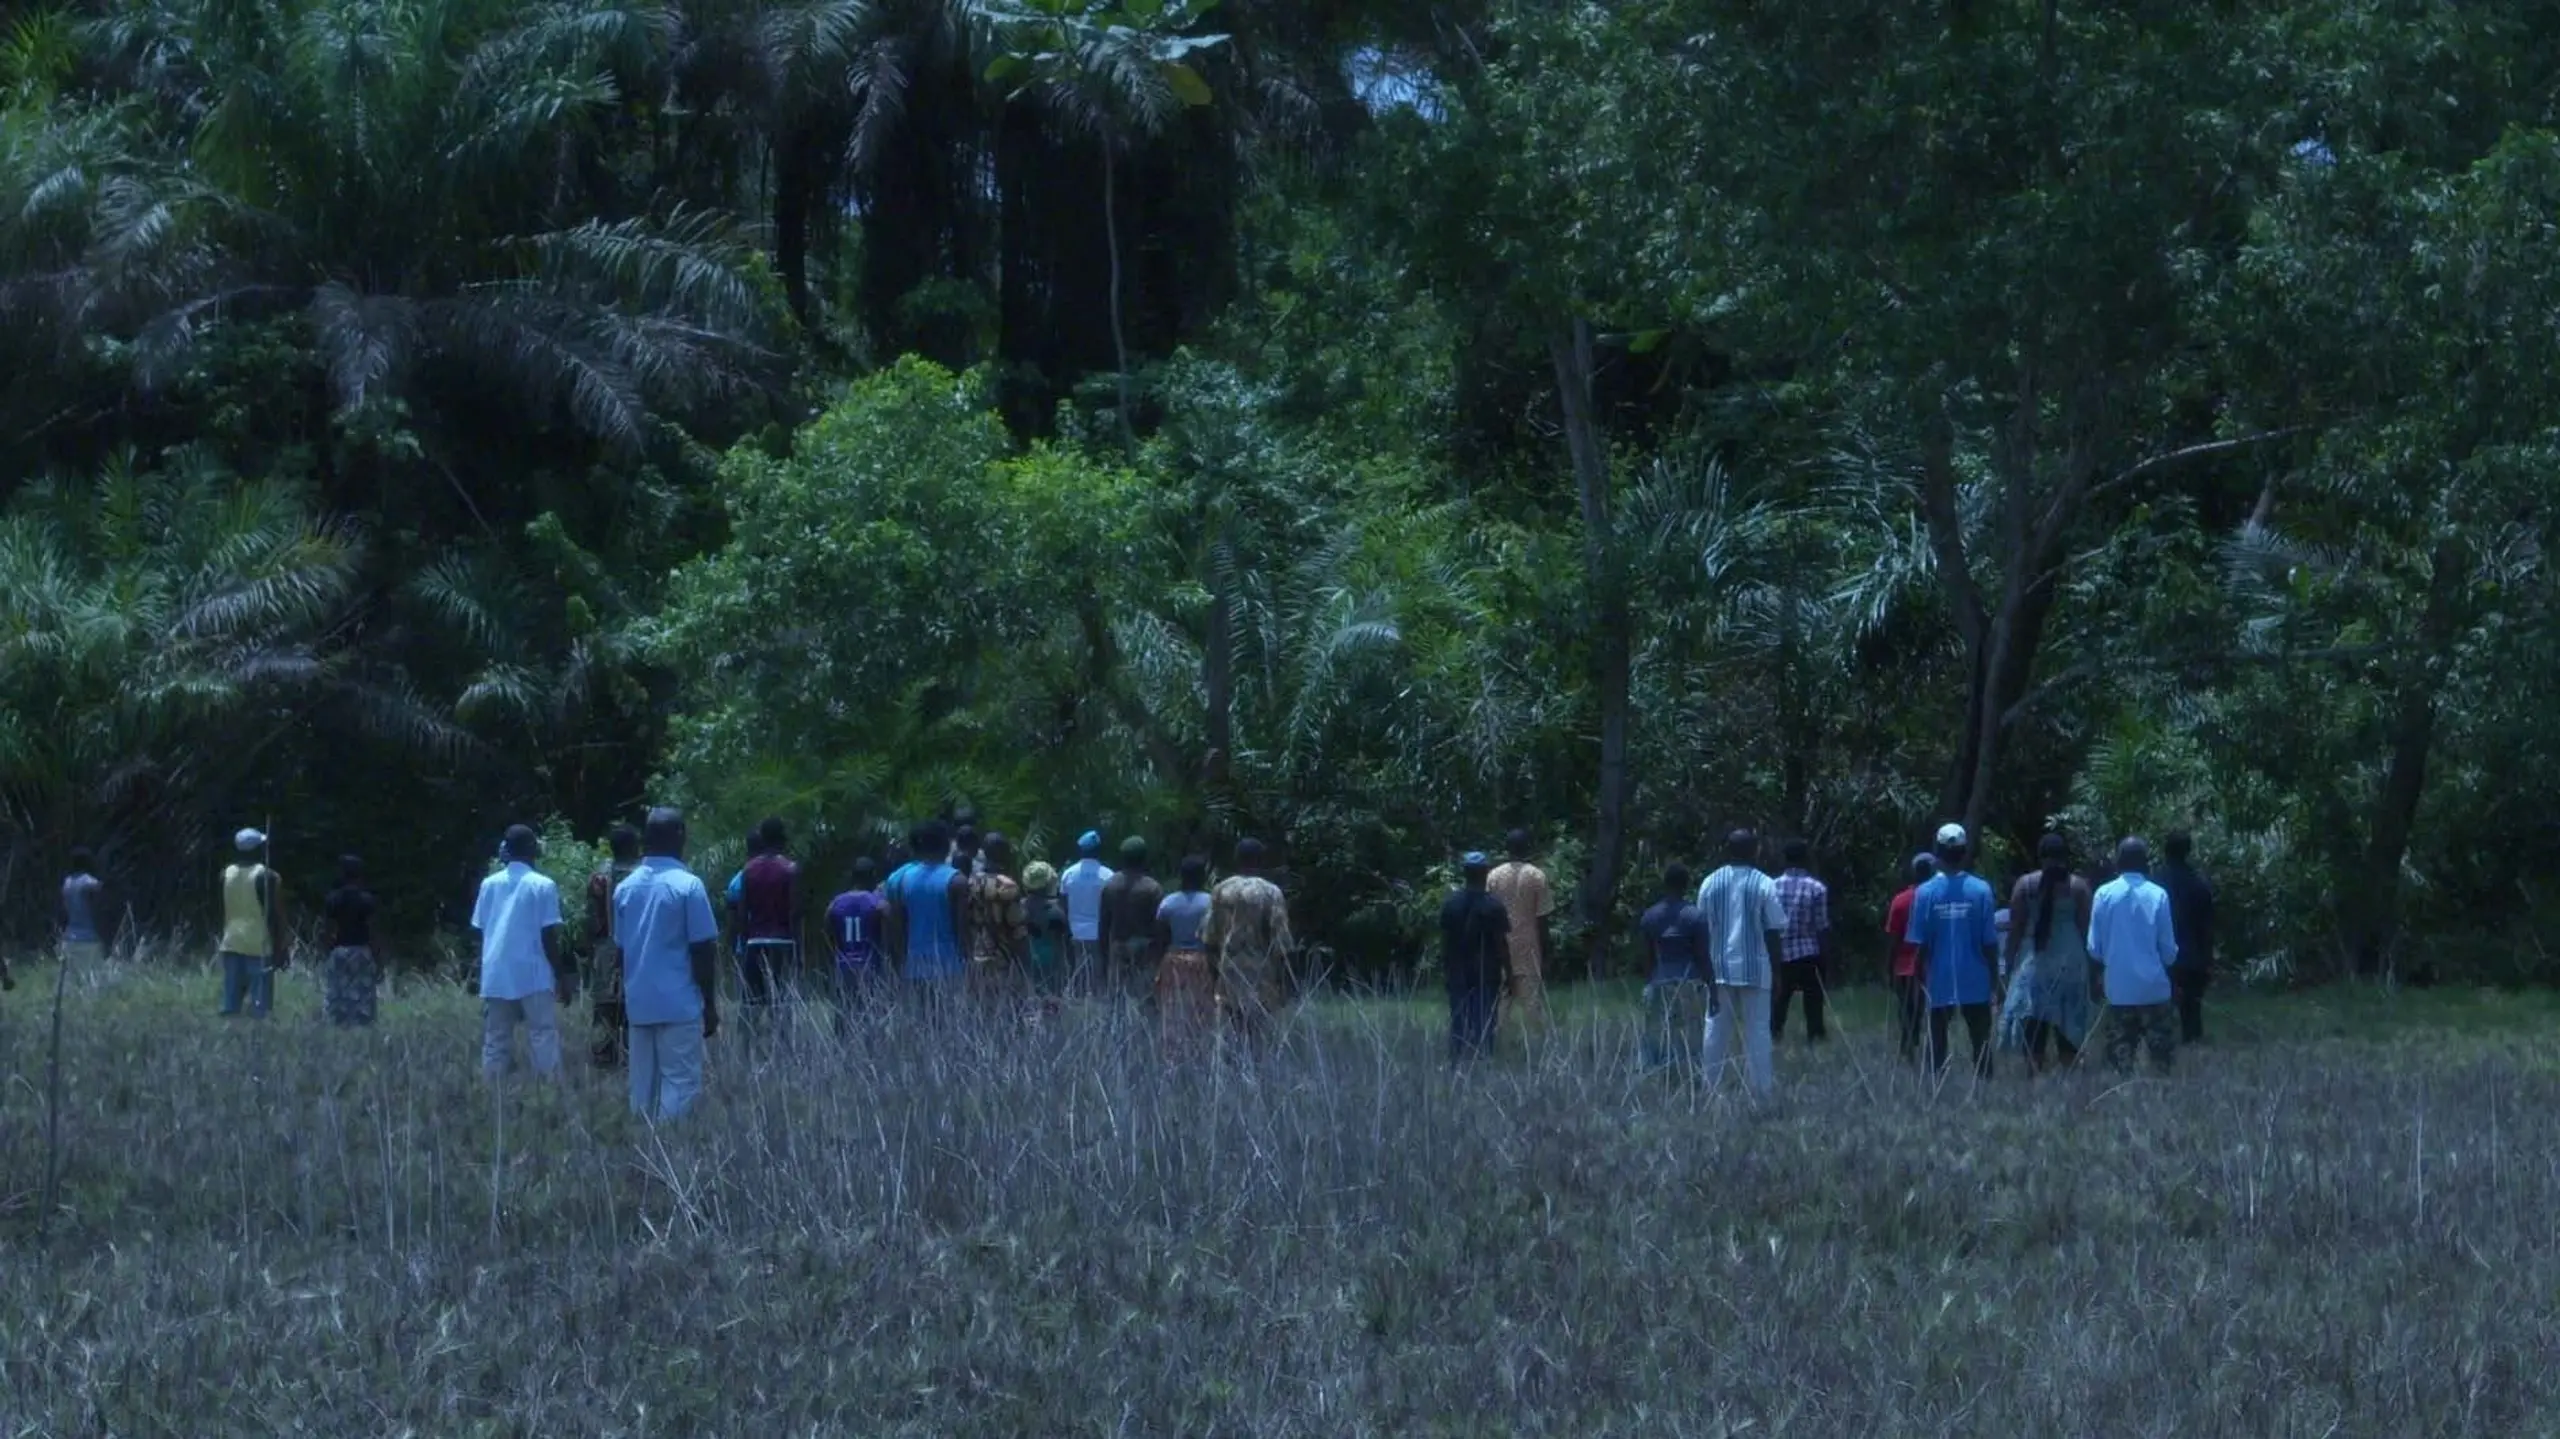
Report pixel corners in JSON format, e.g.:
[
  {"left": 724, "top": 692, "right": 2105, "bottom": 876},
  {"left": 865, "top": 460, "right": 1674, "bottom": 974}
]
[{"left": 1774, "top": 869, "right": 1830, "bottom": 963}]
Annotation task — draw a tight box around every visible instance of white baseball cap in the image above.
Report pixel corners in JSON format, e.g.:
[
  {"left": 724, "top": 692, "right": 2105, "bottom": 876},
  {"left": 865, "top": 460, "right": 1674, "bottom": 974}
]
[
  {"left": 1934, "top": 822, "right": 1968, "bottom": 849},
  {"left": 234, "top": 828, "right": 267, "bottom": 852}
]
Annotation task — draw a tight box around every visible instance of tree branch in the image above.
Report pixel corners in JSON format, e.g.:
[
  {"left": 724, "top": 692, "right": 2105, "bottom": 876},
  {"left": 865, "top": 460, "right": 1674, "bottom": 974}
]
[{"left": 2090, "top": 427, "right": 2310, "bottom": 502}]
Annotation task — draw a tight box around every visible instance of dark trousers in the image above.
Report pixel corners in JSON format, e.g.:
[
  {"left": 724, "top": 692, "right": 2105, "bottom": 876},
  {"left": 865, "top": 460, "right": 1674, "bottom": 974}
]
[
  {"left": 2172, "top": 963, "right": 2210, "bottom": 1043},
  {"left": 1892, "top": 975, "right": 1926, "bottom": 1060},
  {"left": 2020, "top": 1017, "right": 2078, "bottom": 1069},
  {"left": 1927, "top": 1003, "right": 1994, "bottom": 1077},
  {"left": 738, "top": 941, "right": 800, "bottom": 1009},
  {"left": 1771, "top": 959, "right": 1828, "bottom": 1041},
  {"left": 591, "top": 999, "right": 628, "bottom": 1069},
  {"left": 1448, "top": 967, "right": 1501, "bottom": 1063}
]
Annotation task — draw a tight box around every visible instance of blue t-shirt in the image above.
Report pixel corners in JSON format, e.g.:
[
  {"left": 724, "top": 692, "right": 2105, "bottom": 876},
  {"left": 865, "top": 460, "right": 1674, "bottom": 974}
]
[
  {"left": 1158, "top": 889, "right": 1212, "bottom": 950},
  {"left": 1640, "top": 898, "right": 1706, "bottom": 984},
  {"left": 1906, "top": 871, "right": 1999, "bottom": 1008},
  {"left": 895, "top": 862, "right": 964, "bottom": 981},
  {"left": 616, "top": 857, "right": 720, "bottom": 1026}
]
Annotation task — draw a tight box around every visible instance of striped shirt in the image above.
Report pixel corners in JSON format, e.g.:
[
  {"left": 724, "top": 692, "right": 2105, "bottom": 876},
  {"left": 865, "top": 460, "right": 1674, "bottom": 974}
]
[{"left": 1695, "top": 865, "right": 1788, "bottom": 990}]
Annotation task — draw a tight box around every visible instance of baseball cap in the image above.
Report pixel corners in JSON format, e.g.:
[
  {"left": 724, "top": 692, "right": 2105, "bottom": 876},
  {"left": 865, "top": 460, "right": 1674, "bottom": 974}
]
[
  {"left": 234, "top": 828, "right": 266, "bottom": 852},
  {"left": 1934, "top": 822, "right": 1969, "bottom": 850},
  {"left": 1461, "top": 851, "right": 1490, "bottom": 870},
  {"left": 1077, "top": 830, "right": 1102, "bottom": 855}
]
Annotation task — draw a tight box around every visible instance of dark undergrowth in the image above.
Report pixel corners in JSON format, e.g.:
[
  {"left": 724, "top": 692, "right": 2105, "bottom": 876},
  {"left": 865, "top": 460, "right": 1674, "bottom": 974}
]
[{"left": 2, "top": 955, "right": 2555, "bottom": 1435}]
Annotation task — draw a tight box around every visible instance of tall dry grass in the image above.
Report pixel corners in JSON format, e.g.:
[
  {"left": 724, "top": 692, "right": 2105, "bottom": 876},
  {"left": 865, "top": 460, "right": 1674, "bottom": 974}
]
[{"left": 2, "top": 951, "right": 2555, "bottom": 1435}]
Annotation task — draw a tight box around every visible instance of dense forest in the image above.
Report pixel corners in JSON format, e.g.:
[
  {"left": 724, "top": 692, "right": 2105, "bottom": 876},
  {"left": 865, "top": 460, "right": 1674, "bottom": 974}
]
[{"left": 5, "top": 0, "right": 2558, "bottom": 984}]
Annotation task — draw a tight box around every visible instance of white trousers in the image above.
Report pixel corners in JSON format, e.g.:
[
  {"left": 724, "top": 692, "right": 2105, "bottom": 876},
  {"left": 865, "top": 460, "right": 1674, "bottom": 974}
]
[
  {"left": 1702, "top": 984, "right": 1775, "bottom": 1098},
  {"left": 629, "top": 1021, "right": 706, "bottom": 1122},
  {"left": 481, "top": 992, "right": 563, "bottom": 1078}
]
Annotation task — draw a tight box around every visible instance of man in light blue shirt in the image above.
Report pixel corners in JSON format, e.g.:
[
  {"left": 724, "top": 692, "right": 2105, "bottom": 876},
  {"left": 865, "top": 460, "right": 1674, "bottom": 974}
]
[
  {"left": 1058, "top": 830, "right": 1114, "bottom": 992},
  {"left": 615, "top": 807, "right": 722, "bottom": 1121},
  {"left": 474, "top": 825, "right": 566, "bottom": 1078},
  {"left": 2088, "top": 835, "right": 2180, "bottom": 1073}
]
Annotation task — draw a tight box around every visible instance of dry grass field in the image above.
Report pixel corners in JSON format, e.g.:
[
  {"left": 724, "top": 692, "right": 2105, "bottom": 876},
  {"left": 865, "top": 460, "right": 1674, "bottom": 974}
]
[{"left": 3, "top": 952, "right": 2556, "bottom": 1436}]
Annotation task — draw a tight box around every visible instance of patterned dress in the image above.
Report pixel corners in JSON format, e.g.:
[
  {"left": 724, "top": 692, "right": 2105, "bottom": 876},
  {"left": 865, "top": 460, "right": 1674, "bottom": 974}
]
[
  {"left": 1484, "top": 862, "right": 1553, "bottom": 1028},
  {"left": 1204, "top": 875, "right": 1293, "bottom": 1041},
  {"left": 966, "top": 872, "right": 1028, "bottom": 997}
]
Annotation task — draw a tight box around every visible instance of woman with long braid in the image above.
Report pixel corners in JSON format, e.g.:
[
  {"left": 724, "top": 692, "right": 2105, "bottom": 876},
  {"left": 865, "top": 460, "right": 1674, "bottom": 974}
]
[{"left": 1997, "top": 833, "right": 2095, "bottom": 1072}]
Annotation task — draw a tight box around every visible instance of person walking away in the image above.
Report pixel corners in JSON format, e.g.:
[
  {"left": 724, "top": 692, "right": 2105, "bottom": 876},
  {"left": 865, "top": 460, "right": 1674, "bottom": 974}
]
[
  {"left": 474, "top": 825, "right": 567, "bottom": 1077},
  {"left": 1906, "top": 824, "right": 2002, "bottom": 1079},
  {"left": 2157, "top": 831, "right": 2217, "bottom": 1044},
  {"left": 322, "top": 854, "right": 381, "bottom": 1027},
  {"left": 1639, "top": 864, "right": 1710, "bottom": 1080},
  {"left": 1771, "top": 839, "right": 1833, "bottom": 1044},
  {"left": 1154, "top": 855, "right": 1217, "bottom": 1054},
  {"left": 2090, "top": 836, "right": 2181, "bottom": 1073},
  {"left": 1058, "top": 832, "right": 1115, "bottom": 994},
  {"left": 1885, "top": 853, "right": 1935, "bottom": 1062},
  {"left": 736, "top": 817, "right": 802, "bottom": 1033},
  {"left": 1485, "top": 830, "right": 1554, "bottom": 1037},
  {"left": 615, "top": 807, "right": 722, "bottom": 1120},
  {"left": 1697, "top": 830, "right": 1787, "bottom": 1099},
  {"left": 585, "top": 825, "right": 642, "bottom": 1068},
  {"left": 824, "top": 857, "right": 887, "bottom": 1020},
  {"left": 1021, "top": 862, "right": 1068, "bottom": 992},
  {"left": 1099, "top": 837, "right": 1164, "bottom": 1003},
  {"left": 1996, "top": 835, "right": 2094, "bottom": 1072},
  {"left": 59, "top": 847, "right": 109, "bottom": 969},
  {"left": 966, "top": 831, "right": 1029, "bottom": 1002},
  {"left": 885, "top": 820, "right": 970, "bottom": 1002},
  {"left": 1204, "top": 838, "right": 1294, "bottom": 1050},
  {"left": 1441, "top": 852, "right": 1511, "bottom": 1063},
  {"left": 218, "top": 828, "right": 282, "bottom": 1018}
]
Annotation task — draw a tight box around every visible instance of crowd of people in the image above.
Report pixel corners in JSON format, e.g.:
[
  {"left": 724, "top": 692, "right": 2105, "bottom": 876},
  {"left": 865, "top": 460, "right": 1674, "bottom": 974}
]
[{"left": 37, "top": 808, "right": 2216, "bottom": 1122}]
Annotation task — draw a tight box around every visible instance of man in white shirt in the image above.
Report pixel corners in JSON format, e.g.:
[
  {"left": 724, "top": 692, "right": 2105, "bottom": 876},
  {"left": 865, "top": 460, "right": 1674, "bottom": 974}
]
[
  {"left": 2088, "top": 835, "right": 2180, "bottom": 1073},
  {"left": 1696, "top": 829, "right": 1788, "bottom": 1099},
  {"left": 1058, "top": 830, "right": 1115, "bottom": 993},
  {"left": 474, "top": 824, "right": 567, "bottom": 1078}
]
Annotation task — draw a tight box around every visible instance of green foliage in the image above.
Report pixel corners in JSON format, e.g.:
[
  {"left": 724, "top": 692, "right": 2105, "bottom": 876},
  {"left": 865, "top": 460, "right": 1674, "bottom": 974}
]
[{"left": 7, "top": 0, "right": 2560, "bottom": 986}]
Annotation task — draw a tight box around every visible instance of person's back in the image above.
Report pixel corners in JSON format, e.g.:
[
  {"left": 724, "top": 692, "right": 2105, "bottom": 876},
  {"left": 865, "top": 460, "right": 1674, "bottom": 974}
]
[
  {"left": 221, "top": 861, "right": 274, "bottom": 957},
  {"left": 324, "top": 880, "right": 375, "bottom": 949},
  {"left": 1159, "top": 887, "right": 1212, "bottom": 952},
  {"left": 1695, "top": 862, "right": 1781, "bottom": 988},
  {"left": 740, "top": 851, "right": 798, "bottom": 943},
  {"left": 1103, "top": 867, "right": 1164, "bottom": 948},
  {"left": 616, "top": 856, "right": 715, "bottom": 1024},
  {"left": 2090, "top": 870, "right": 2176, "bottom": 1005},
  {"left": 899, "top": 858, "right": 964, "bottom": 980},
  {"left": 1912, "top": 869, "right": 1998, "bottom": 1007},
  {"left": 1440, "top": 885, "right": 1507, "bottom": 988},
  {"left": 1640, "top": 896, "right": 1704, "bottom": 984},
  {"left": 61, "top": 870, "right": 104, "bottom": 946},
  {"left": 1061, "top": 857, "right": 1112, "bottom": 943},
  {"left": 828, "top": 887, "right": 886, "bottom": 974}
]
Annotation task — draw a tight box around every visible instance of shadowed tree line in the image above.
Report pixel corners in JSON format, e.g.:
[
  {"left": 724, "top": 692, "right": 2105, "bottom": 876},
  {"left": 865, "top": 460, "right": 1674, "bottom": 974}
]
[{"left": 6, "top": 0, "right": 2560, "bottom": 985}]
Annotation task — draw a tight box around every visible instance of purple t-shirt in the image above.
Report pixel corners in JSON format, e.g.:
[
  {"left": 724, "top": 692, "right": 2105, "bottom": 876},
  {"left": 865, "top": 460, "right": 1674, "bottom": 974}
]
[{"left": 826, "top": 890, "right": 886, "bottom": 972}]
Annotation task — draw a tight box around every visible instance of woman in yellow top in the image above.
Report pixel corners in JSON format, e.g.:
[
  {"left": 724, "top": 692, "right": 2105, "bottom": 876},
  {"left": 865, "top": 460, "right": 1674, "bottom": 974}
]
[{"left": 219, "top": 828, "right": 283, "bottom": 1018}]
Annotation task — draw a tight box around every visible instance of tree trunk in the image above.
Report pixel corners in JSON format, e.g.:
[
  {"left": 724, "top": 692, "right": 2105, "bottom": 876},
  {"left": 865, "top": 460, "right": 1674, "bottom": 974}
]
[
  {"left": 774, "top": 129, "right": 816, "bottom": 328},
  {"left": 1103, "top": 143, "right": 1132, "bottom": 446},
  {"left": 2344, "top": 540, "right": 2462, "bottom": 977},
  {"left": 1549, "top": 317, "right": 1628, "bottom": 979},
  {"left": 1204, "top": 530, "right": 1235, "bottom": 790}
]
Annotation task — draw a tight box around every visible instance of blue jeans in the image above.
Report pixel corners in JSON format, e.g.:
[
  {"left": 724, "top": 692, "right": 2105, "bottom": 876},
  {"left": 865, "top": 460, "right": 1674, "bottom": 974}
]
[
  {"left": 219, "top": 951, "right": 272, "bottom": 1017},
  {"left": 1641, "top": 977, "right": 1711, "bottom": 1078},
  {"left": 630, "top": 1020, "right": 706, "bottom": 1122}
]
